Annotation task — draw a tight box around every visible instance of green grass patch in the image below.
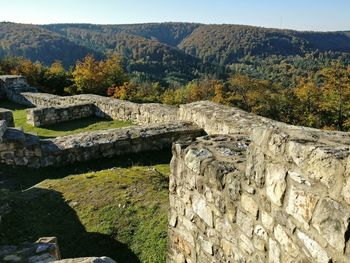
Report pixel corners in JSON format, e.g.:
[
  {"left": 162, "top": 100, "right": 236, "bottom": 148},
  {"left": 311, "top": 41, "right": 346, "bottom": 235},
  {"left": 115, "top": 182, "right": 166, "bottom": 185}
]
[
  {"left": 0, "top": 100, "right": 133, "bottom": 138},
  {"left": 0, "top": 164, "right": 170, "bottom": 263}
]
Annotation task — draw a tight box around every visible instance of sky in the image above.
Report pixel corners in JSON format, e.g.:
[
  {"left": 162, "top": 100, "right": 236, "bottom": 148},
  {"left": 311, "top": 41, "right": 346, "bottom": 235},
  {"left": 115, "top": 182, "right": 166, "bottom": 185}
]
[{"left": 0, "top": 0, "right": 349, "bottom": 31}]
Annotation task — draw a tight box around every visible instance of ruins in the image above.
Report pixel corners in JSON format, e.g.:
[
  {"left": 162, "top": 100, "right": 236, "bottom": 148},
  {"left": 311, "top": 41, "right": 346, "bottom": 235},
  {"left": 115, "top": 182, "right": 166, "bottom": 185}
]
[{"left": 1, "top": 75, "right": 350, "bottom": 262}]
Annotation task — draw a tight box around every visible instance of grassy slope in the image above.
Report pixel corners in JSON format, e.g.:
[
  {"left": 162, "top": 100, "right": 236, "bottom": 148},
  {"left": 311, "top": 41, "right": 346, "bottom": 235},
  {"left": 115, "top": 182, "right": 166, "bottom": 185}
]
[
  {"left": 0, "top": 164, "right": 170, "bottom": 263},
  {"left": 0, "top": 100, "right": 132, "bottom": 138}
]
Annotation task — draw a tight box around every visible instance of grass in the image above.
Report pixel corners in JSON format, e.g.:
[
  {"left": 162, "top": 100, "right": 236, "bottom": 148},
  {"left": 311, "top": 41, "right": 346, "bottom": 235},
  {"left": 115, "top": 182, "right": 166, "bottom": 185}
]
[
  {"left": 0, "top": 150, "right": 172, "bottom": 263},
  {"left": 0, "top": 100, "right": 133, "bottom": 138},
  {"left": 0, "top": 99, "right": 171, "bottom": 262}
]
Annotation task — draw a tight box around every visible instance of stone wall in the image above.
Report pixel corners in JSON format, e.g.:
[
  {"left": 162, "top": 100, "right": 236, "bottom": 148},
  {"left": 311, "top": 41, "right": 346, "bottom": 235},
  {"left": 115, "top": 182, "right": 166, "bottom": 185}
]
[
  {"left": 0, "top": 75, "right": 37, "bottom": 100},
  {"left": 0, "top": 120, "right": 7, "bottom": 143},
  {"left": 0, "top": 122, "right": 203, "bottom": 168},
  {"left": 3, "top": 76, "right": 350, "bottom": 262},
  {"left": 0, "top": 108, "right": 14, "bottom": 127},
  {"left": 169, "top": 101, "right": 350, "bottom": 263},
  {"left": 27, "top": 103, "right": 96, "bottom": 127},
  {"left": 9, "top": 92, "right": 178, "bottom": 125}
]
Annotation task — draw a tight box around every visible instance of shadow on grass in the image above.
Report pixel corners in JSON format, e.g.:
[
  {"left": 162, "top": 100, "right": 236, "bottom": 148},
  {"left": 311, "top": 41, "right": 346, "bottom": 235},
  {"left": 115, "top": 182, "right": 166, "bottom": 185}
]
[
  {"left": 0, "top": 149, "right": 172, "bottom": 262},
  {"left": 0, "top": 149, "right": 172, "bottom": 191},
  {"left": 0, "top": 187, "right": 140, "bottom": 262},
  {"left": 40, "top": 116, "right": 114, "bottom": 133},
  {"left": 0, "top": 99, "right": 31, "bottom": 110}
]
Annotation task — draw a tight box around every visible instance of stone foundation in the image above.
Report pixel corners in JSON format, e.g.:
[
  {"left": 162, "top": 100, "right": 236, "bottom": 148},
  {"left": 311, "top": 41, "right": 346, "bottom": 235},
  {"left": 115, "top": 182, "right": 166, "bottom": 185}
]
[
  {"left": 0, "top": 122, "right": 203, "bottom": 168},
  {"left": 9, "top": 92, "right": 178, "bottom": 125},
  {"left": 27, "top": 103, "right": 96, "bottom": 127}
]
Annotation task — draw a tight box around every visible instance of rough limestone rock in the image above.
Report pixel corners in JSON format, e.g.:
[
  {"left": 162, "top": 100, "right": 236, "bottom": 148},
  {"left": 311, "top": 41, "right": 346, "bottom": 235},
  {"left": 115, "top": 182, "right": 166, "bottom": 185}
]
[
  {"left": 27, "top": 103, "right": 96, "bottom": 127},
  {"left": 0, "top": 122, "right": 203, "bottom": 167},
  {"left": 0, "top": 237, "right": 61, "bottom": 263},
  {"left": 169, "top": 101, "right": 350, "bottom": 262}
]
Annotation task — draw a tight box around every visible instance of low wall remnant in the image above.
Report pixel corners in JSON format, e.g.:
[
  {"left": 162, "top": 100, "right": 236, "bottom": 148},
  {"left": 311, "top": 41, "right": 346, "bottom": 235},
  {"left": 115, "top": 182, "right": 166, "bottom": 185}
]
[{"left": 27, "top": 103, "right": 96, "bottom": 127}]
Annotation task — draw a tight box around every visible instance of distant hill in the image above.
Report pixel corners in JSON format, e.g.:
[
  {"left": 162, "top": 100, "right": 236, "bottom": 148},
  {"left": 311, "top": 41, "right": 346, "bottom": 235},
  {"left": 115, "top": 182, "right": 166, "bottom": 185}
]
[
  {"left": 1, "top": 22, "right": 350, "bottom": 84},
  {"left": 41, "top": 24, "right": 218, "bottom": 82},
  {"left": 178, "top": 24, "right": 350, "bottom": 65},
  {"left": 0, "top": 22, "right": 101, "bottom": 67},
  {"left": 44, "top": 22, "right": 200, "bottom": 47}
]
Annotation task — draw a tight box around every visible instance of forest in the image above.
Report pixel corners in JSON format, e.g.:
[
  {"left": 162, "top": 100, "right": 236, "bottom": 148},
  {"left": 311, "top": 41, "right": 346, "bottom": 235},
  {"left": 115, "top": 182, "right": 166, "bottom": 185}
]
[{"left": 1, "top": 22, "right": 350, "bottom": 131}]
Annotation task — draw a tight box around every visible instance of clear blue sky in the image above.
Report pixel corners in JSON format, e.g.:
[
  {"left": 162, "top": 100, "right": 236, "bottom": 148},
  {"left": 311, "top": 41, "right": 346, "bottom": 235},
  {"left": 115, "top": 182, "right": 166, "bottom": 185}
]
[{"left": 1, "top": 0, "right": 349, "bottom": 31}]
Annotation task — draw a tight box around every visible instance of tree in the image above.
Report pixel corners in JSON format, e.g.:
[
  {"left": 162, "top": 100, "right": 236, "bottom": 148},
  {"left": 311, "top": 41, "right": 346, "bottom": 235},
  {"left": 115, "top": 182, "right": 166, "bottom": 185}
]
[
  {"left": 318, "top": 62, "right": 350, "bottom": 130},
  {"left": 41, "top": 61, "right": 72, "bottom": 95},
  {"left": 293, "top": 77, "right": 321, "bottom": 127},
  {"left": 71, "top": 54, "right": 128, "bottom": 95}
]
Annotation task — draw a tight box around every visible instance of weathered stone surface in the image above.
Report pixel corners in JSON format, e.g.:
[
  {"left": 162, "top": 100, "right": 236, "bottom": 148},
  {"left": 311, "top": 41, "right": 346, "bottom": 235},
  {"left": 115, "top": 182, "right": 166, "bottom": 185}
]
[
  {"left": 342, "top": 176, "right": 350, "bottom": 205},
  {"left": 184, "top": 148, "right": 212, "bottom": 174},
  {"left": 199, "top": 237, "right": 213, "bottom": 255},
  {"left": 241, "top": 193, "right": 259, "bottom": 219},
  {"left": 285, "top": 186, "right": 319, "bottom": 228},
  {"left": 273, "top": 225, "right": 298, "bottom": 258},
  {"left": 220, "top": 239, "right": 233, "bottom": 258},
  {"left": 287, "top": 171, "right": 311, "bottom": 186},
  {"left": 0, "top": 120, "right": 7, "bottom": 142},
  {"left": 261, "top": 210, "right": 274, "bottom": 231},
  {"left": 27, "top": 103, "right": 96, "bottom": 127},
  {"left": 239, "top": 234, "right": 254, "bottom": 255},
  {"left": 268, "top": 238, "right": 280, "bottom": 263},
  {"left": 0, "top": 237, "right": 61, "bottom": 263},
  {"left": 311, "top": 198, "right": 350, "bottom": 252},
  {"left": 237, "top": 209, "right": 254, "bottom": 238},
  {"left": 254, "top": 225, "right": 268, "bottom": 241},
  {"left": 0, "top": 122, "right": 203, "bottom": 167},
  {"left": 265, "top": 164, "right": 287, "bottom": 206},
  {"left": 296, "top": 230, "right": 329, "bottom": 263},
  {"left": 192, "top": 196, "right": 213, "bottom": 227},
  {"left": 0, "top": 108, "right": 14, "bottom": 127}
]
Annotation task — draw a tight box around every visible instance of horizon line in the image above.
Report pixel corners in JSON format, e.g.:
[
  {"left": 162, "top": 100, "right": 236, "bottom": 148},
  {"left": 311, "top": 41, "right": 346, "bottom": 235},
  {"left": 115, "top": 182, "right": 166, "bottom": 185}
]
[{"left": 1, "top": 20, "right": 349, "bottom": 33}]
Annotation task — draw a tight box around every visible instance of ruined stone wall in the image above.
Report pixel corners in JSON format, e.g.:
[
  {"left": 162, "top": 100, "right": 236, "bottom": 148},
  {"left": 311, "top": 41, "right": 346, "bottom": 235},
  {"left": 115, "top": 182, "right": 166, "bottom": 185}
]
[
  {"left": 0, "top": 108, "right": 14, "bottom": 127},
  {"left": 9, "top": 92, "right": 178, "bottom": 125},
  {"left": 169, "top": 101, "right": 350, "bottom": 263},
  {"left": 0, "top": 122, "right": 203, "bottom": 168},
  {"left": 0, "top": 120, "right": 7, "bottom": 143},
  {"left": 3, "top": 77, "right": 350, "bottom": 262},
  {"left": 27, "top": 103, "right": 96, "bottom": 127}
]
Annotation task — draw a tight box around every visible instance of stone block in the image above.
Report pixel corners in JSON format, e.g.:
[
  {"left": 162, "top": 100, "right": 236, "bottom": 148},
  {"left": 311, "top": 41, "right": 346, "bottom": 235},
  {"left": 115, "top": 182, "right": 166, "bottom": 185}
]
[
  {"left": 220, "top": 239, "right": 233, "bottom": 258},
  {"left": 285, "top": 186, "right": 319, "bottom": 229},
  {"left": 311, "top": 198, "right": 350, "bottom": 252},
  {"left": 239, "top": 234, "right": 254, "bottom": 255},
  {"left": 192, "top": 196, "right": 213, "bottom": 227},
  {"left": 265, "top": 164, "right": 287, "bottom": 206},
  {"left": 254, "top": 225, "right": 268, "bottom": 241},
  {"left": 268, "top": 238, "right": 281, "bottom": 263},
  {"left": 296, "top": 230, "right": 330, "bottom": 263},
  {"left": 184, "top": 148, "right": 212, "bottom": 175},
  {"left": 262, "top": 210, "right": 274, "bottom": 231},
  {"left": 273, "top": 224, "right": 298, "bottom": 258},
  {"left": 241, "top": 193, "right": 259, "bottom": 219},
  {"left": 237, "top": 209, "right": 254, "bottom": 237}
]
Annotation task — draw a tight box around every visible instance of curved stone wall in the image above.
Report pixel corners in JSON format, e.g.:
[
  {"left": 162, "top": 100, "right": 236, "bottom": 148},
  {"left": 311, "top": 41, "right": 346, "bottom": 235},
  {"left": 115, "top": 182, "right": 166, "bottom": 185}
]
[{"left": 169, "top": 101, "right": 350, "bottom": 263}]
